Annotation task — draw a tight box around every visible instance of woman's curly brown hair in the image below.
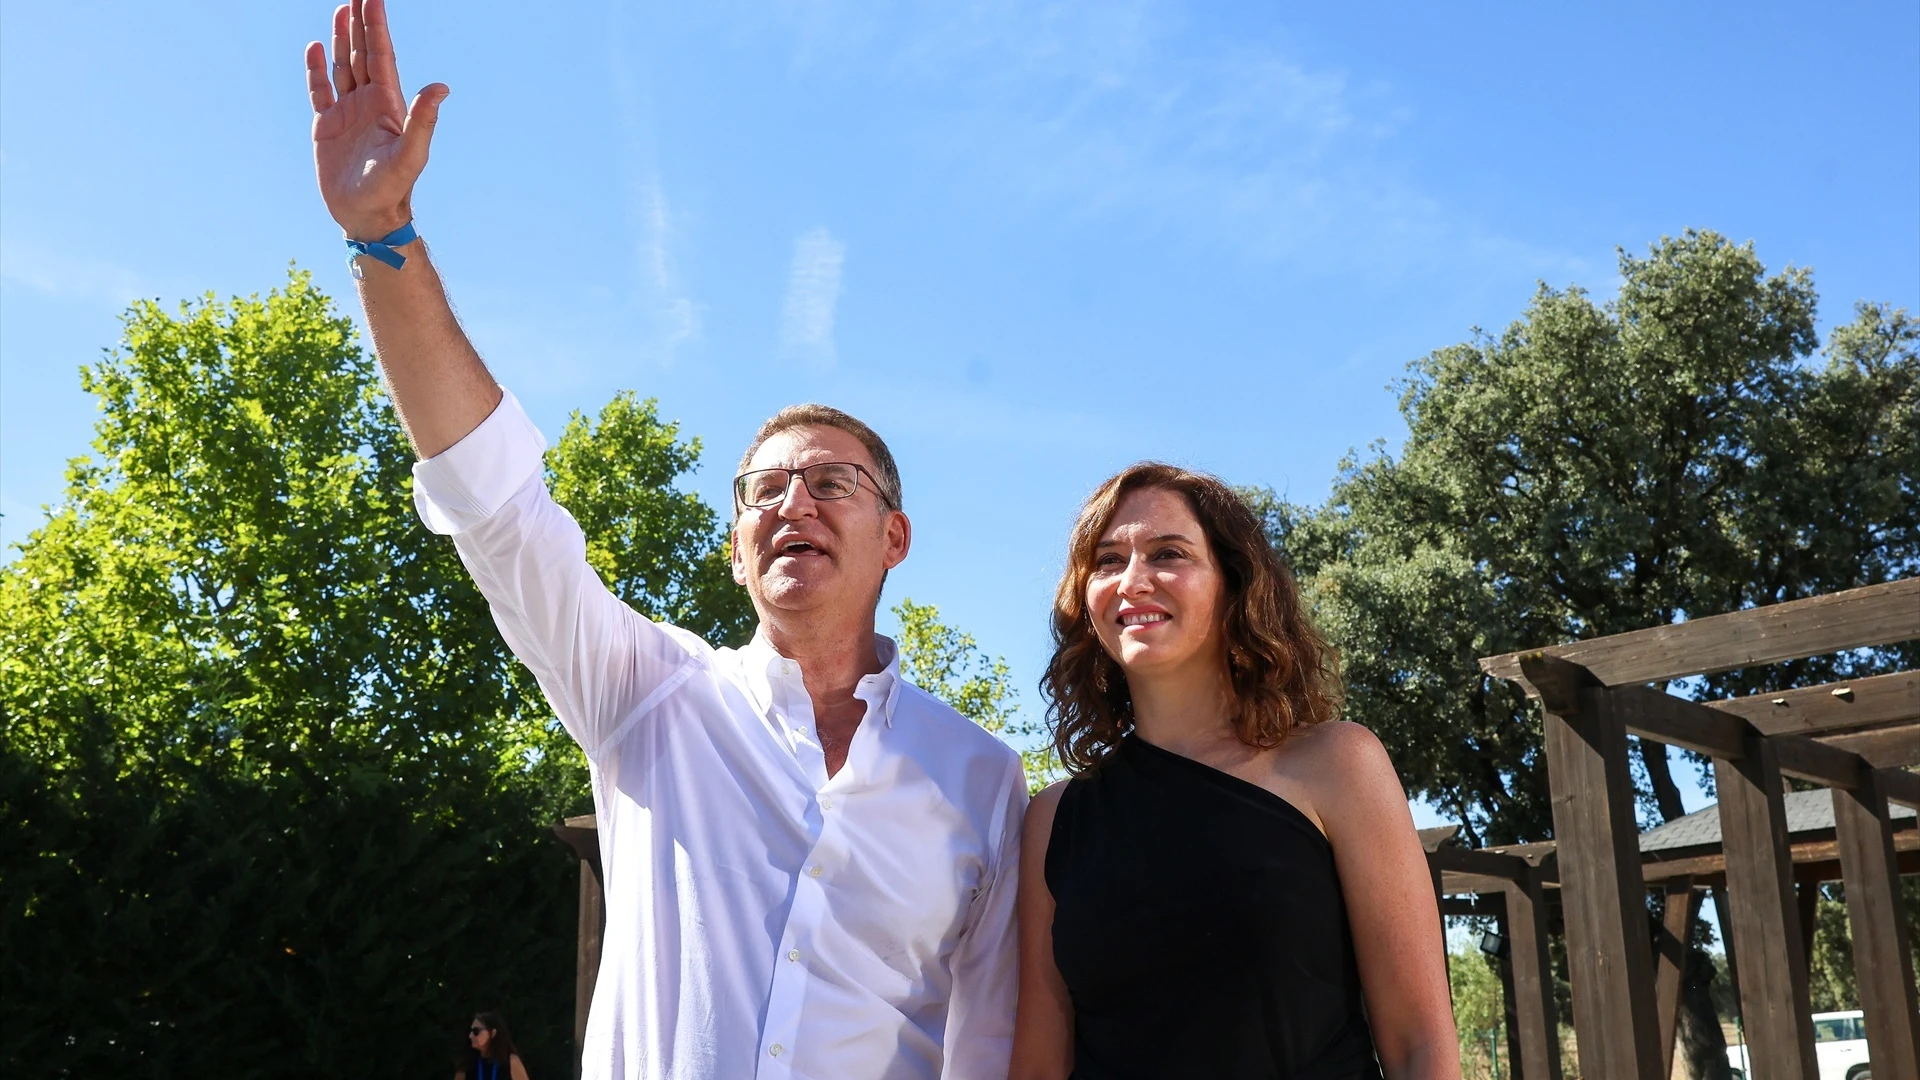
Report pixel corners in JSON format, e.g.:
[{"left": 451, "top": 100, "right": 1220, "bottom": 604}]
[{"left": 1040, "top": 463, "right": 1342, "bottom": 773}]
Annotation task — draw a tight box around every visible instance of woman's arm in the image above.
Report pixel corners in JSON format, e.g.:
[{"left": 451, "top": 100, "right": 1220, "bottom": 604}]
[
  {"left": 1304, "top": 722, "right": 1460, "bottom": 1079},
  {"left": 1008, "top": 782, "right": 1074, "bottom": 1080},
  {"left": 509, "top": 1052, "right": 530, "bottom": 1080}
]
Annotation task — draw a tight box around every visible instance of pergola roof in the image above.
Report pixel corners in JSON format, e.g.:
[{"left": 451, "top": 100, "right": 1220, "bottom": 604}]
[{"left": 1639, "top": 788, "right": 1917, "bottom": 852}]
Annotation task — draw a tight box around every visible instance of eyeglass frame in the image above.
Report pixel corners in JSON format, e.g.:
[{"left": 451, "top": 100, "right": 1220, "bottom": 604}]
[{"left": 732, "top": 461, "right": 899, "bottom": 512}]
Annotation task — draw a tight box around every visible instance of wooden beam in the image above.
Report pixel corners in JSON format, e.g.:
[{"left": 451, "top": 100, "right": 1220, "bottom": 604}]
[
  {"left": 1641, "top": 829, "right": 1920, "bottom": 884},
  {"left": 553, "top": 816, "right": 605, "bottom": 1079},
  {"left": 1504, "top": 867, "right": 1564, "bottom": 1080},
  {"left": 1822, "top": 725, "right": 1920, "bottom": 768},
  {"left": 1429, "top": 845, "right": 1537, "bottom": 884},
  {"left": 1527, "top": 660, "right": 1663, "bottom": 1080},
  {"left": 1715, "top": 731, "right": 1818, "bottom": 1079},
  {"left": 1833, "top": 774, "right": 1920, "bottom": 1080},
  {"left": 1653, "top": 879, "right": 1699, "bottom": 1080},
  {"left": 1479, "top": 839, "right": 1560, "bottom": 867},
  {"left": 1795, "top": 882, "right": 1819, "bottom": 977},
  {"left": 1709, "top": 669, "right": 1920, "bottom": 735},
  {"left": 573, "top": 855, "right": 604, "bottom": 1079},
  {"left": 1441, "top": 895, "right": 1512, "bottom": 916},
  {"left": 1606, "top": 682, "right": 1881, "bottom": 791},
  {"left": 1481, "top": 578, "right": 1920, "bottom": 689},
  {"left": 1770, "top": 733, "right": 1869, "bottom": 790},
  {"left": 1879, "top": 767, "right": 1920, "bottom": 810},
  {"left": 1610, "top": 683, "right": 1749, "bottom": 758}
]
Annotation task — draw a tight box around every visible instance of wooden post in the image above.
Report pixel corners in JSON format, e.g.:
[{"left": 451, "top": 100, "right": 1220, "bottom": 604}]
[
  {"left": 1794, "top": 882, "right": 1818, "bottom": 972},
  {"left": 574, "top": 855, "right": 605, "bottom": 1080},
  {"left": 1524, "top": 656, "right": 1663, "bottom": 1080},
  {"left": 1503, "top": 867, "right": 1563, "bottom": 1080},
  {"left": 1833, "top": 772, "right": 1920, "bottom": 1080},
  {"left": 1430, "top": 858, "right": 1447, "bottom": 954},
  {"left": 1715, "top": 732, "right": 1817, "bottom": 1079},
  {"left": 1652, "top": 879, "right": 1699, "bottom": 1080}
]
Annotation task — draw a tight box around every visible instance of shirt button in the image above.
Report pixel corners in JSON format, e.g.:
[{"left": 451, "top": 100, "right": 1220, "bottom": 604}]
[
  {"left": 821, "top": 797, "right": 833, "bottom": 810},
  {"left": 808, "top": 865, "right": 823, "bottom": 878},
  {"left": 788, "top": 948, "right": 801, "bottom": 962},
  {"left": 770, "top": 1044, "right": 783, "bottom": 1057}
]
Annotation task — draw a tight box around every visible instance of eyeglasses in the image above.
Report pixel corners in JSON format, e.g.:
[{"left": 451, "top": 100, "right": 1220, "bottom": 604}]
[
  {"left": 469, "top": 1027, "right": 487, "bottom": 1037},
  {"left": 734, "top": 462, "right": 895, "bottom": 510}
]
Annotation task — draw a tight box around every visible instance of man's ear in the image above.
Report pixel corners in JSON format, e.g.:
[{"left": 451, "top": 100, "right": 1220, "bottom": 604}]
[
  {"left": 883, "top": 510, "right": 912, "bottom": 571},
  {"left": 730, "top": 524, "right": 749, "bottom": 586}
]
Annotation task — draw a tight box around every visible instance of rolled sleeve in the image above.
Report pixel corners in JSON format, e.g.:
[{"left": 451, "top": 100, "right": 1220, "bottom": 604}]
[{"left": 412, "top": 389, "right": 548, "bottom": 535}]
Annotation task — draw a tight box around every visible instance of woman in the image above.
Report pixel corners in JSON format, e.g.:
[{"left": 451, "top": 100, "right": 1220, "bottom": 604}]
[
  {"left": 455, "top": 1011, "right": 529, "bottom": 1080},
  {"left": 1011, "top": 464, "right": 1457, "bottom": 1079}
]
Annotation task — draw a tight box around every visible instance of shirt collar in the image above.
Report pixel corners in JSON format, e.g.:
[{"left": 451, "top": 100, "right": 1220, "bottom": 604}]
[{"left": 740, "top": 631, "right": 903, "bottom": 727}]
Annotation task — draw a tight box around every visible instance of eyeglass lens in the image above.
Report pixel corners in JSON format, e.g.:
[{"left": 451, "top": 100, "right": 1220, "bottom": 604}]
[{"left": 737, "top": 463, "right": 863, "bottom": 507}]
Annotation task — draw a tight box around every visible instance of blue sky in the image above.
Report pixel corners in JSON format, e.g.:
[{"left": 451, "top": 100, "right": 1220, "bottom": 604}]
[{"left": 5, "top": 1, "right": 1917, "bottom": 830}]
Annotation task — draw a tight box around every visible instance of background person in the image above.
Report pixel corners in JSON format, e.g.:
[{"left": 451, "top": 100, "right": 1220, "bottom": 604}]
[
  {"left": 1010, "top": 463, "right": 1458, "bottom": 1079},
  {"left": 303, "top": 2, "right": 1026, "bottom": 1076},
  {"left": 457, "top": 1012, "right": 530, "bottom": 1080}
]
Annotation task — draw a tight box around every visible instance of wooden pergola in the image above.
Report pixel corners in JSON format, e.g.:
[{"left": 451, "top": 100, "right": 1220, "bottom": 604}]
[
  {"left": 1426, "top": 795, "right": 1920, "bottom": 1080},
  {"left": 1448, "top": 578, "right": 1920, "bottom": 1080}
]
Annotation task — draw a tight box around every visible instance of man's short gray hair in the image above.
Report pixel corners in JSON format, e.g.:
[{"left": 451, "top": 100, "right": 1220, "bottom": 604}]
[{"left": 735, "top": 404, "right": 902, "bottom": 513}]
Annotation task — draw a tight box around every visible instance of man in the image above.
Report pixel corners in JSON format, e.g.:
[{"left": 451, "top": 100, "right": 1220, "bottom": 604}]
[{"left": 303, "top": 3, "right": 1026, "bottom": 1077}]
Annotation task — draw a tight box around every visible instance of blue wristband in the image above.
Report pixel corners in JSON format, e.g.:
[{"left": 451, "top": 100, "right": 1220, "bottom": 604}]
[{"left": 345, "top": 222, "right": 418, "bottom": 277}]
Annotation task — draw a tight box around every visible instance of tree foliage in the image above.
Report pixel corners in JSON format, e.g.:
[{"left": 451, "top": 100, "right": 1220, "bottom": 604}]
[
  {"left": 1266, "top": 230, "right": 1920, "bottom": 847},
  {"left": 1, "top": 270, "right": 751, "bottom": 1076},
  {"left": 1447, "top": 947, "right": 1505, "bottom": 1036}
]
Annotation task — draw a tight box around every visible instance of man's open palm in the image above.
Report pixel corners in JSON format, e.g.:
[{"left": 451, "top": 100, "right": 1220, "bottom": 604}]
[{"left": 306, "top": 0, "right": 447, "bottom": 240}]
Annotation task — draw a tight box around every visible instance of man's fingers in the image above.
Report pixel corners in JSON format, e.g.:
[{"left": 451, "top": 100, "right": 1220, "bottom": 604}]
[
  {"left": 305, "top": 41, "right": 337, "bottom": 114},
  {"left": 364, "top": 0, "right": 403, "bottom": 88},
  {"left": 330, "top": 5, "right": 356, "bottom": 96},
  {"left": 349, "top": 0, "right": 371, "bottom": 88},
  {"left": 397, "top": 84, "right": 450, "bottom": 175}
]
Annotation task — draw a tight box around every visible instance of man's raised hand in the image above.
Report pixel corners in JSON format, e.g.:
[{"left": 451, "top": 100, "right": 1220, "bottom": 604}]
[{"left": 306, "top": 0, "right": 448, "bottom": 240}]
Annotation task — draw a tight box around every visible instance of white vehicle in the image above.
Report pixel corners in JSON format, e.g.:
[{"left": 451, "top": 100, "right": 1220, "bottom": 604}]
[{"left": 1726, "top": 1010, "right": 1871, "bottom": 1080}]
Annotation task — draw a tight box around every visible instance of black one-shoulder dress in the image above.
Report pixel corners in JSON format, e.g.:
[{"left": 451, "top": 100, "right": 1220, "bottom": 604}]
[{"left": 1045, "top": 734, "right": 1383, "bottom": 1079}]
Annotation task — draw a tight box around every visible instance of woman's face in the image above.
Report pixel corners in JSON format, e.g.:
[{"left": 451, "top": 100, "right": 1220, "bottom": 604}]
[
  {"left": 1086, "top": 486, "right": 1228, "bottom": 681},
  {"left": 468, "top": 1020, "right": 493, "bottom": 1055}
]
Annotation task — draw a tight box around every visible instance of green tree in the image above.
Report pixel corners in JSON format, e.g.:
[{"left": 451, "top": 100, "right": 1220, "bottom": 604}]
[
  {"left": 1263, "top": 230, "right": 1919, "bottom": 1079},
  {"left": 1, "top": 269, "right": 752, "bottom": 1076},
  {"left": 892, "top": 597, "right": 1061, "bottom": 791},
  {"left": 1448, "top": 949, "right": 1505, "bottom": 1079}
]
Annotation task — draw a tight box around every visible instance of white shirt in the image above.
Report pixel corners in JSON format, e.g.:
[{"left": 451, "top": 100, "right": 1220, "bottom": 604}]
[{"left": 412, "top": 392, "right": 1026, "bottom": 1080}]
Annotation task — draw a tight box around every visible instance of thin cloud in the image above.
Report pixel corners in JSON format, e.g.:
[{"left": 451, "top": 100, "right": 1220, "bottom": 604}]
[
  {"left": 639, "top": 180, "right": 701, "bottom": 359},
  {"left": 779, "top": 227, "right": 846, "bottom": 367},
  {"left": 605, "top": 0, "right": 703, "bottom": 364},
  {"left": 0, "top": 240, "right": 151, "bottom": 305},
  {"left": 737, "top": 0, "right": 1587, "bottom": 283}
]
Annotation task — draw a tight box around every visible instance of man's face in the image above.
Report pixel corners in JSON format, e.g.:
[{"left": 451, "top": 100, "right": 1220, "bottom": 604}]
[{"left": 730, "top": 425, "right": 910, "bottom": 620}]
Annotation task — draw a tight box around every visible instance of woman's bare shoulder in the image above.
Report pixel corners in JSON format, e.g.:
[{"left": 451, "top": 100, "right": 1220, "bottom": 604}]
[
  {"left": 1025, "top": 780, "right": 1069, "bottom": 835},
  {"left": 1276, "top": 722, "right": 1400, "bottom": 803},
  {"left": 1284, "top": 720, "right": 1388, "bottom": 769},
  {"left": 1019, "top": 779, "right": 1070, "bottom": 874}
]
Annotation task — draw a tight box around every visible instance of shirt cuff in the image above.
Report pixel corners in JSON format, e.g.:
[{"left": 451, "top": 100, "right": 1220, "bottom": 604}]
[{"left": 411, "top": 389, "right": 548, "bottom": 535}]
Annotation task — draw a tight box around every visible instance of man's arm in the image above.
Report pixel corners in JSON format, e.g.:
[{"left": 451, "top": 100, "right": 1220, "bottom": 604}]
[
  {"left": 942, "top": 760, "right": 1028, "bottom": 1080},
  {"left": 305, "top": 1, "right": 700, "bottom": 758},
  {"left": 306, "top": 0, "right": 495, "bottom": 458}
]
